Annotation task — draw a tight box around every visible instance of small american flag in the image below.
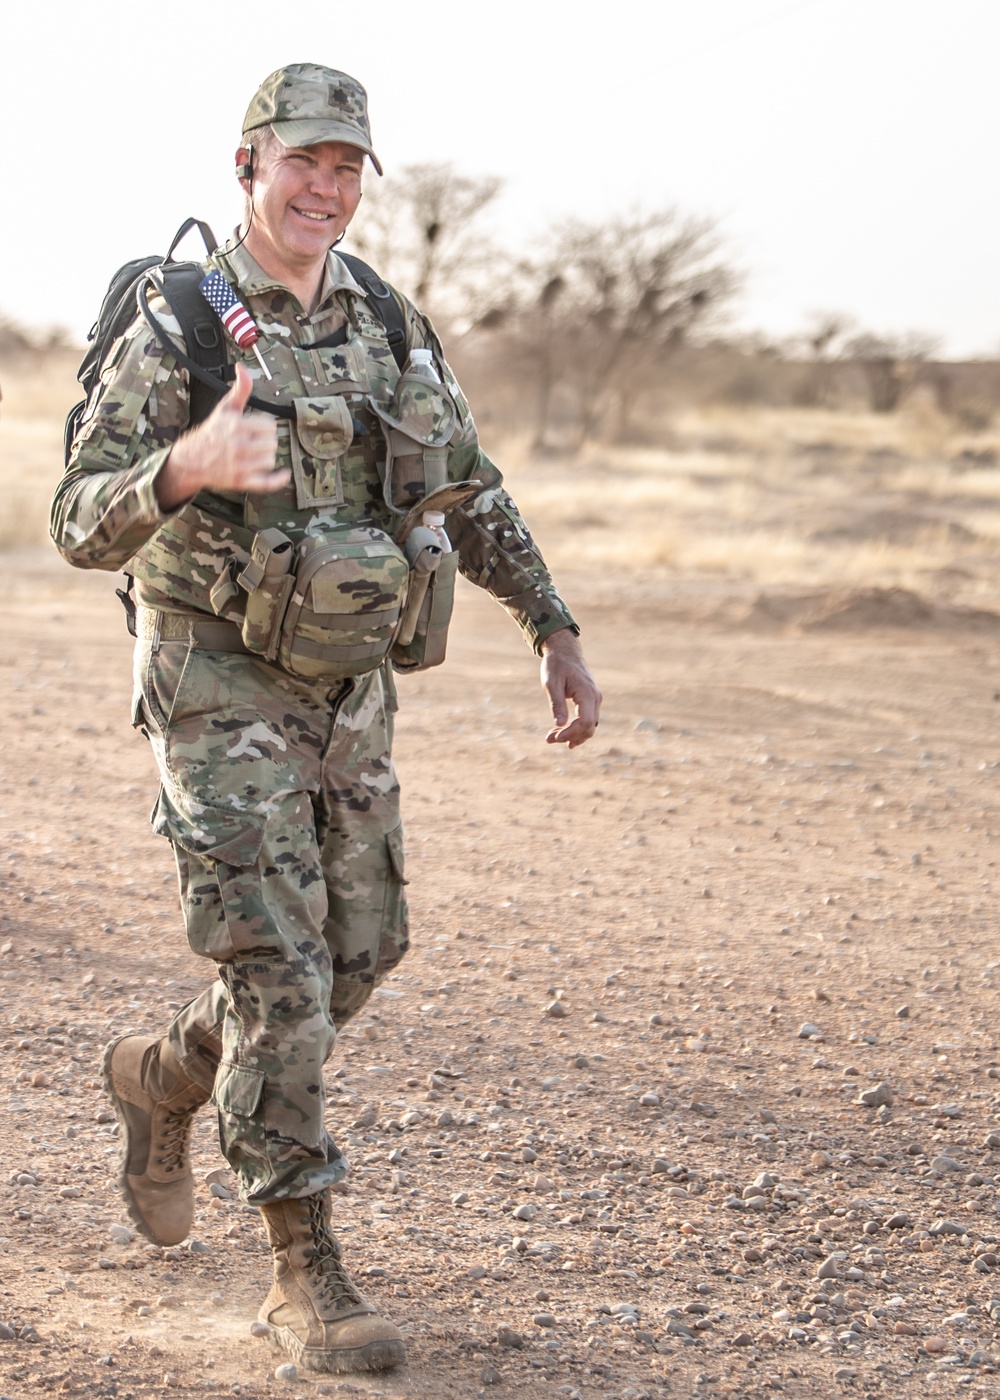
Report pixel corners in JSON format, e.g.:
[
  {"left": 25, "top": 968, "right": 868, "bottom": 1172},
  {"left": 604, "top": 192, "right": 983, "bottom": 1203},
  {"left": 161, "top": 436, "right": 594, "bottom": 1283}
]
[{"left": 198, "top": 271, "right": 272, "bottom": 379}]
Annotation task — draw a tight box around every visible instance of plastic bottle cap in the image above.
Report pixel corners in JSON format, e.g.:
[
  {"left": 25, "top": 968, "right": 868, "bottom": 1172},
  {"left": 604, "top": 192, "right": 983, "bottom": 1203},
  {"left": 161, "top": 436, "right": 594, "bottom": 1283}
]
[
  {"left": 410, "top": 349, "right": 434, "bottom": 365},
  {"left": 423, "top": 511, "right": 446, "bottom": 526}
]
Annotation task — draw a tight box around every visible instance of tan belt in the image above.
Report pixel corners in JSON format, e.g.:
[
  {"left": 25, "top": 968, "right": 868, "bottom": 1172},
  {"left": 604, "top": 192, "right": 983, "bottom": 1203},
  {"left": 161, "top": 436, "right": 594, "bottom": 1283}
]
[{"left": 136, "top": 606, "right": 250, "bottom": 655}]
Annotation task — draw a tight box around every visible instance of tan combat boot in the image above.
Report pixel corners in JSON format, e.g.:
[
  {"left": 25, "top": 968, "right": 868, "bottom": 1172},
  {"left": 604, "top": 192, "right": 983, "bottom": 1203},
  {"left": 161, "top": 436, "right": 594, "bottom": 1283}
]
[
  {"left": 257, "top": 1191, "right": 405, "bottom": 1373},
  {"left": 101, "top": 1033, "right": 211, "bottom": 1246}
]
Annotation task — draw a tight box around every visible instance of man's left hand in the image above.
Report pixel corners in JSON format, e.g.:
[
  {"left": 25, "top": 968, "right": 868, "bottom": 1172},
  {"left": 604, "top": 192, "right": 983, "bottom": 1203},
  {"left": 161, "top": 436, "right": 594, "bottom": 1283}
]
[{"left": 540, "top": 629, "right": 602, "bottom": 749}]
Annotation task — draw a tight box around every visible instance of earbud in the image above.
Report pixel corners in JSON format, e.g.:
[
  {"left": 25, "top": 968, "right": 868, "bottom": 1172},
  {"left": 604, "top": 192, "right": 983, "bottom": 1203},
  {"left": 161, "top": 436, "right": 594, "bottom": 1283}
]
[{"left": 236, "top": 144, "right": 254, "bottom": 181}]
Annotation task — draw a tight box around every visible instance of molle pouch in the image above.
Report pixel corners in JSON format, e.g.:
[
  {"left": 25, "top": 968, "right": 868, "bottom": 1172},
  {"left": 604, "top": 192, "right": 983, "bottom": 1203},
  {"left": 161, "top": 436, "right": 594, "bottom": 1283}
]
[
  {"left": 387, "top": 482, "right": 482, "bottom": 673},
  {"left": 369, "top": 378, "right": 458, "bottom": 512},
  {"left": 390, "top": 551, "right": 459, "bottom": 672},
  {"left": 237, "top": 528, "right": 295, "bottom": 661},
  {"left": 277, "top": 526, "right": 410, "bottom": 681},
  {"left": 289, "top": 395, "right": 355, "bottom": 508}
]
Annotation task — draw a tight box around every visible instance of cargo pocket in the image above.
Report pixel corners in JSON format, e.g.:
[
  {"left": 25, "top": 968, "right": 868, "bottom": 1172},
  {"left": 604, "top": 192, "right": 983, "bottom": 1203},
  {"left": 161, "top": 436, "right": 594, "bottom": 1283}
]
[
  {"left": 151, "top": 783, "right": 266, "bottom": 868},
  {"left": 214, "top": 1059, "right": 265, "bottom": 1118},
  {"left": 375, "top": 823, "right": 410, "bottom": 986}
]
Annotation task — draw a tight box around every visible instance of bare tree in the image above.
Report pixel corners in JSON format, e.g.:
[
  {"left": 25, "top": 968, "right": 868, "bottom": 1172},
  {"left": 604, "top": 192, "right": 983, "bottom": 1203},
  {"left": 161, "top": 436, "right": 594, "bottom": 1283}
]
[
  {"left": 504, "top": 210, "right": 738, "bottom": 446},
  {"left": 791, "top": 311, "right": 856, "bottom": 407},
  {"left": 846, "top": 330, "right": 940, "bottom": 413},
  {"left": 347, "top": 163, "right": 505, "bottom": 330}
]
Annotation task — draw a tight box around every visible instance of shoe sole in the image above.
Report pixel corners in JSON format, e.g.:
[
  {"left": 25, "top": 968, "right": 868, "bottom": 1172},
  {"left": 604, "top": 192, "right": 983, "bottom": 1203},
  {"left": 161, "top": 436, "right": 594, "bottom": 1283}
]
[
  {"left": 267, "top": 1325, "right": 406, "bottom": 1373},
  {"left": 101, "top": 1033, "right": 187, "bottom": 1248}
]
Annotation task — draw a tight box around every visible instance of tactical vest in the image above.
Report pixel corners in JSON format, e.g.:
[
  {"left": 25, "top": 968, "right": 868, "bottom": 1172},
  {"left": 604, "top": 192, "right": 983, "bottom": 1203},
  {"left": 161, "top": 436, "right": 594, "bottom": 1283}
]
[{"left": 131, "top": 274, "right": 477, "bottom": 675}]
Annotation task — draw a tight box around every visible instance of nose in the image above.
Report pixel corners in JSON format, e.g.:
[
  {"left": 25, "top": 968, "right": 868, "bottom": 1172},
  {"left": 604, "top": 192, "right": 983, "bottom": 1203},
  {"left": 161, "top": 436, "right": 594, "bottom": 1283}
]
[{"left": 309, "top": 165, "right": 342, "bottom": 200}]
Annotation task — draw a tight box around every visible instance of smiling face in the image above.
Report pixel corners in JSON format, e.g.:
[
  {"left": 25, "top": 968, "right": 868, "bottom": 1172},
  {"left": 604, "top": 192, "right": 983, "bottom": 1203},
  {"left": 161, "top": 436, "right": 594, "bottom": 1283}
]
[{"left": 237, "top": 136, "right": 364, "bottom": 301}]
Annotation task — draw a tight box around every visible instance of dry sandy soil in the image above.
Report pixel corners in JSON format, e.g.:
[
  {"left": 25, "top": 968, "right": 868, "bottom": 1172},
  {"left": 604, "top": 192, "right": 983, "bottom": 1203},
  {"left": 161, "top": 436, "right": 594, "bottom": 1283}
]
[{"left": 3, "top": 368, "right": 1000, "bottom": 1400}]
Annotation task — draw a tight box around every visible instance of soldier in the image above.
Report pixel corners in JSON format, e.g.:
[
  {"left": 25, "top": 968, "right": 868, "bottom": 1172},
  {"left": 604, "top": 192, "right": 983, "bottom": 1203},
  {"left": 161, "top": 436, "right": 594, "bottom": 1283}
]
[{"left": 51, "top": 64, "right": 601, "bottom": 1375}]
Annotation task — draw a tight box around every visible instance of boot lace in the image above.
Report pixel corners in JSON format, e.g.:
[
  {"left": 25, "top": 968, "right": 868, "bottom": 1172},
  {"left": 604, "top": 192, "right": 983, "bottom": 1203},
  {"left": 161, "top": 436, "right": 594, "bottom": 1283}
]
[
  {"left": 307, "top": 1194, "right": 365, "bottom": 1310},
  {"left": 153, "top": 1104, "right": 197, "bottom": 1175}
]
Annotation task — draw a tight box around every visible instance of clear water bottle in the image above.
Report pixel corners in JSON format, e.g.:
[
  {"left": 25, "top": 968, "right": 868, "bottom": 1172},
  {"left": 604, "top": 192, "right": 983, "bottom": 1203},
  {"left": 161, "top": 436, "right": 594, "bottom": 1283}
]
[
  {"left": 405, "top": 347, "right": 442, "bottom": 384},
  {"left": 422, "top": 508, "right": 451, "bottom": 553}
]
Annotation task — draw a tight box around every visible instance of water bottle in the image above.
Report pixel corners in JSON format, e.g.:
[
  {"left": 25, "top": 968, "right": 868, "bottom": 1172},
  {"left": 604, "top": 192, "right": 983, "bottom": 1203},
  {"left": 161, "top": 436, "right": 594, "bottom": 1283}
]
[
  {"left": 404, "top": 347, "right": 442, "bottom": 384},
  {"left": 422, "top": 509, "right": 451, "bottom": 553}
]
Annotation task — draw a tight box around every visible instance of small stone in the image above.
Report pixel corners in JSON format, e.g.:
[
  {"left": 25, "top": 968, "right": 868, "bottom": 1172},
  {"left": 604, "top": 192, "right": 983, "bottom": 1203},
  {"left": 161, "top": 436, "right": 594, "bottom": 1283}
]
[
  {"left": 481, "top": 1364, "right": 501, "bottom": 1385},
  {"left": 893, "top": 1320, "right": 917, "bottom": 1336},
  {"left": 188, "top": 1238, "right": 211, "bottom": 1254},
  {"left": 109, "top": 1224, "right": 134, "bottom": 1246},
  {"left": 929, "top": 1219, "right": 966, "bottom": 1237},
  {"left": 522, "top": 1146, "right": 538, "bottom": 1163},
  {"left": 732, "top": 1331, "right": 753, "bottom": 1346},
  {"left": 58, "top": 1186, "right": 81, "bottom": 1199},
  {"left": 639, "top": 1092, "right": 660, "bottom": 1107},
  {"left": 209, "top": 1182, "right": 232, "bottom": 1200},
  {"left": 497, "top": 1324, "right": 524, "bottom": 1348},
  {"left": 0, "top": 1322, "right": 15, "bottom": 1340},
  {"left": 817, "top": 1253, "right": 844, "bottom": 1280},
  {"left": 798, "top": 1022, "right": 822, "bottom": 1039},
  {"left": 452, "top": 1191, "right": 469, "bottom": 1206},
  {"left": 886, "top": 1212, "right": 910, "bottom": 1229},
  {"left": 545, "top": 1000, "right": 568, "bottom": 1019},
  {"left": 533, "top": 1312, "right": 557, "bottom": 1328},
  {"left": 651, "top": 1158, "right": 671, "bottom": 1174},
  {"left": 250, "top": 1320, "right": 271, "bottom": 1337},
  {"left": 468, "top": 1265, "right": 487, "bottom": 1280},
  {"left": 532, "top": 1174, "right": 555, "bottom": 1194},
  {"left": 896, "top": 1004, "right": 910, "bottom": 1018},
  {"left": 30, "top": 1071, "right": 50, "bottom": 1088},
  {"left": 858, "top": 1082, "right": 894, "bottom": 1108},
  {"left": 274, "top": 1361, "right": 297, "bottom": 1381},
  {"left": 924, "top": 1336, "right": 947, "bottom": 1354},
  {"left": 984, "top": 1131, "right": 1000, "bottom": 1150},
  {"left": 436, "top": 1109, "right": 454, "bottom": 1128},
  {"left": 513, "top": 1203, "right": 537, "bottom": 1222},
  {"left": 930, "top": 1155, "right": 964, "bottom": 1174}
]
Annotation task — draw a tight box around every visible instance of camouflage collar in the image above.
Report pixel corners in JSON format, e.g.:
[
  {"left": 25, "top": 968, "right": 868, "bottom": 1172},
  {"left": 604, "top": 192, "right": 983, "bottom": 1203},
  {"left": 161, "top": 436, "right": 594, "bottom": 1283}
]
[{"left": 216, "top": 235, "right": 365, "bottom": 313}]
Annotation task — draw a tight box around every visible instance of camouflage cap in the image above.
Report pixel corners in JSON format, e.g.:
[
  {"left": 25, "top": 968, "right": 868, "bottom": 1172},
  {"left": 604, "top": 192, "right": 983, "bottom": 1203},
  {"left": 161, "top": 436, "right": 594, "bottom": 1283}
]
[{"left": 243, "top": 64, "right": 383, "bottom": 175}]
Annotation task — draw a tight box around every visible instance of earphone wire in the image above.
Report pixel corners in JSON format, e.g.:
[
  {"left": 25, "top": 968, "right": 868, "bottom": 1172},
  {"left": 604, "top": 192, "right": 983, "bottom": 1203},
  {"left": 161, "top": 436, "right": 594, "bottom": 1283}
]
[{"left": 227, "top": 144, "right": 256, "bottom": 255}]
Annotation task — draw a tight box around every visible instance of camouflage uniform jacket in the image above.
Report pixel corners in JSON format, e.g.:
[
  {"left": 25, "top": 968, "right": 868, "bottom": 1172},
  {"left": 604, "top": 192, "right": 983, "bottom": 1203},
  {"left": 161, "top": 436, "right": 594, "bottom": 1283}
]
[{"left": 51, "top": 238, "right": 577, "bottom": 654}]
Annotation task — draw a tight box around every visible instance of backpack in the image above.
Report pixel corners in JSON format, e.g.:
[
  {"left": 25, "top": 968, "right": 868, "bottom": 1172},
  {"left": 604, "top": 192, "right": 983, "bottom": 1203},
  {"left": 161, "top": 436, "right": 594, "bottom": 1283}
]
[{"left": 64, "top": 219, "right": 408, "bottom": 464}]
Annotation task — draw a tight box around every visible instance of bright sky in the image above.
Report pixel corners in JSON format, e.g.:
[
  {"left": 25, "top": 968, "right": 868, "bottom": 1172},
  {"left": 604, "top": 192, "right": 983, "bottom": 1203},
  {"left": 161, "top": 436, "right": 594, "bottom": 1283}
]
[{"left": 4, "top": 0, "right": 994, "bottom": 356}]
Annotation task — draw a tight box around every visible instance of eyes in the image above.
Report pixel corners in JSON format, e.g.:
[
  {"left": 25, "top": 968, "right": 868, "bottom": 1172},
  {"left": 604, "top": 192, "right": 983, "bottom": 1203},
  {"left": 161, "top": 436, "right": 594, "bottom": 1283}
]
[{"left": 285, "top": 152, "right": 362, "bottom": 182}]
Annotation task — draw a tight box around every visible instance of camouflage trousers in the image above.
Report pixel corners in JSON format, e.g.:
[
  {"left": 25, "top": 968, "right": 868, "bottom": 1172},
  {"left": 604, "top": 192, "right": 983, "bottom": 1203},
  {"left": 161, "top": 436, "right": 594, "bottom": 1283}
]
[{"left": 133, "top": 636, "right": 409, "bottom": 1205}]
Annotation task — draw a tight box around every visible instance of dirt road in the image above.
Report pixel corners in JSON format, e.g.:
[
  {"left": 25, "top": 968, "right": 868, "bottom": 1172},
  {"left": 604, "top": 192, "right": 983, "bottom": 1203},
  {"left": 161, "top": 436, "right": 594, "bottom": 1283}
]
[{"left": 2, "top": 549, "right": 1000, "bottom": 1399}]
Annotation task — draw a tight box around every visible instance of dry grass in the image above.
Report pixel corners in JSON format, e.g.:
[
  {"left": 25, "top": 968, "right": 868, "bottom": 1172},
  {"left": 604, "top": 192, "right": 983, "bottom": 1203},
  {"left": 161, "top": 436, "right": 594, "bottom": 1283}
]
[
  {"left": 0, "top": 350, "right": 79, "bottom": 549},
  {"left": 6, "top": 351, "right": 1000, "bottom": 610}
]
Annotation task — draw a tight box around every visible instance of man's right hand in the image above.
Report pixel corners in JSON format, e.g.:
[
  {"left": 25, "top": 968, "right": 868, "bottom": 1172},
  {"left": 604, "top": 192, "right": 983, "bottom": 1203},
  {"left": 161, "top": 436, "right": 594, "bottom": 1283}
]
[{"left": 155, "top": 363, "right": 289, "bottom": 510}]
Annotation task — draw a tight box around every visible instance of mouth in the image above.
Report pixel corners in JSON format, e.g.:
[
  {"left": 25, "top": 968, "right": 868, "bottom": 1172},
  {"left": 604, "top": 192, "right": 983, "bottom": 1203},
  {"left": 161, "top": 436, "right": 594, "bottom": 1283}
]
[{"left": 293, "top": 207, "right": 335, "bottom": 222}]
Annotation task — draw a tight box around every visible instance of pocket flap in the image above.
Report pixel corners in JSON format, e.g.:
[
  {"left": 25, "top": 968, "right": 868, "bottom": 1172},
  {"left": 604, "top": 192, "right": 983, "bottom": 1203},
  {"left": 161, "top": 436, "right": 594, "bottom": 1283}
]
[
  {"left": 214, "top": 1060, "right": 265, "bottom": 1118},
  {"left": 386, "top": 823, "right": 408, "bottom": 884},
  {"left": 293, "top": 395, "right": 354, "bottom": 459},
  {"left": 151, "top": 784, "right": 266, "bottom": 868}
]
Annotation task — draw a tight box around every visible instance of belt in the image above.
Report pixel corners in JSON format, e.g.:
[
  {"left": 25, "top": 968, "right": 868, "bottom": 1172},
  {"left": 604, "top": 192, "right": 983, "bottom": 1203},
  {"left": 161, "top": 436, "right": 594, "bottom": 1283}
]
[{"left": 136, "top": 606, "right": 251, "bottom": 655}]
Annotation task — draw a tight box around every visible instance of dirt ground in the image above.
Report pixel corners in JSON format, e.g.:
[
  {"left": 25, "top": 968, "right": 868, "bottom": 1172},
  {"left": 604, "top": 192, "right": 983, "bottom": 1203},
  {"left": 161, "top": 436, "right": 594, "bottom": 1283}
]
[{"left": 3, "top": 531, "right": 1000, "bottom": 1400}]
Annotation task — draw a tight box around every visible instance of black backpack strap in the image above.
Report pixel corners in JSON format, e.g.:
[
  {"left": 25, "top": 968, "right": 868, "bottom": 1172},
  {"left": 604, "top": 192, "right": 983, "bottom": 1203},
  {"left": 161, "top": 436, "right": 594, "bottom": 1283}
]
[
  {"left": 338, "top": 253, "right": 408, "bottom": 371},
  {"left": 137, "top": 274, "right": 294, "bottom": 421},
  {"left": 166, "top": 218, "right": 219, "bottom": 261}
]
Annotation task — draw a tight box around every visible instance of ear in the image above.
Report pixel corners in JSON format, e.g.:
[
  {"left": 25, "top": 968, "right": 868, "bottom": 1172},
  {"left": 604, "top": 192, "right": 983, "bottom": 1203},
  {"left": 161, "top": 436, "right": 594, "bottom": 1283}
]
[{"left": 235, "top": 145, "right": 253, "bottom": 189}]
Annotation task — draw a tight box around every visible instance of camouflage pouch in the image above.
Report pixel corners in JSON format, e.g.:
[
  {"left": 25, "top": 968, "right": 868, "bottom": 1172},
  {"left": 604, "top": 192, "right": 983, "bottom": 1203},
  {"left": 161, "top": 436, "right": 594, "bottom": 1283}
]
[
  {"left": 277, "top": 526, "right": 410, "bottom": 681},
  {"left": 387, "top": 481, "right": 482, "bottom": 673},
  {"left": 289, "top": 395, "right": 354, "bottom": 507},
  {"left": 238, "top": 528, "right": 295, "bottom": 661},
  {"left": 390, "top": 550, "right": 459, "bottom": 671},
  {"left": 369, "top": 377, "right": 458, "bottom": 510}
]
